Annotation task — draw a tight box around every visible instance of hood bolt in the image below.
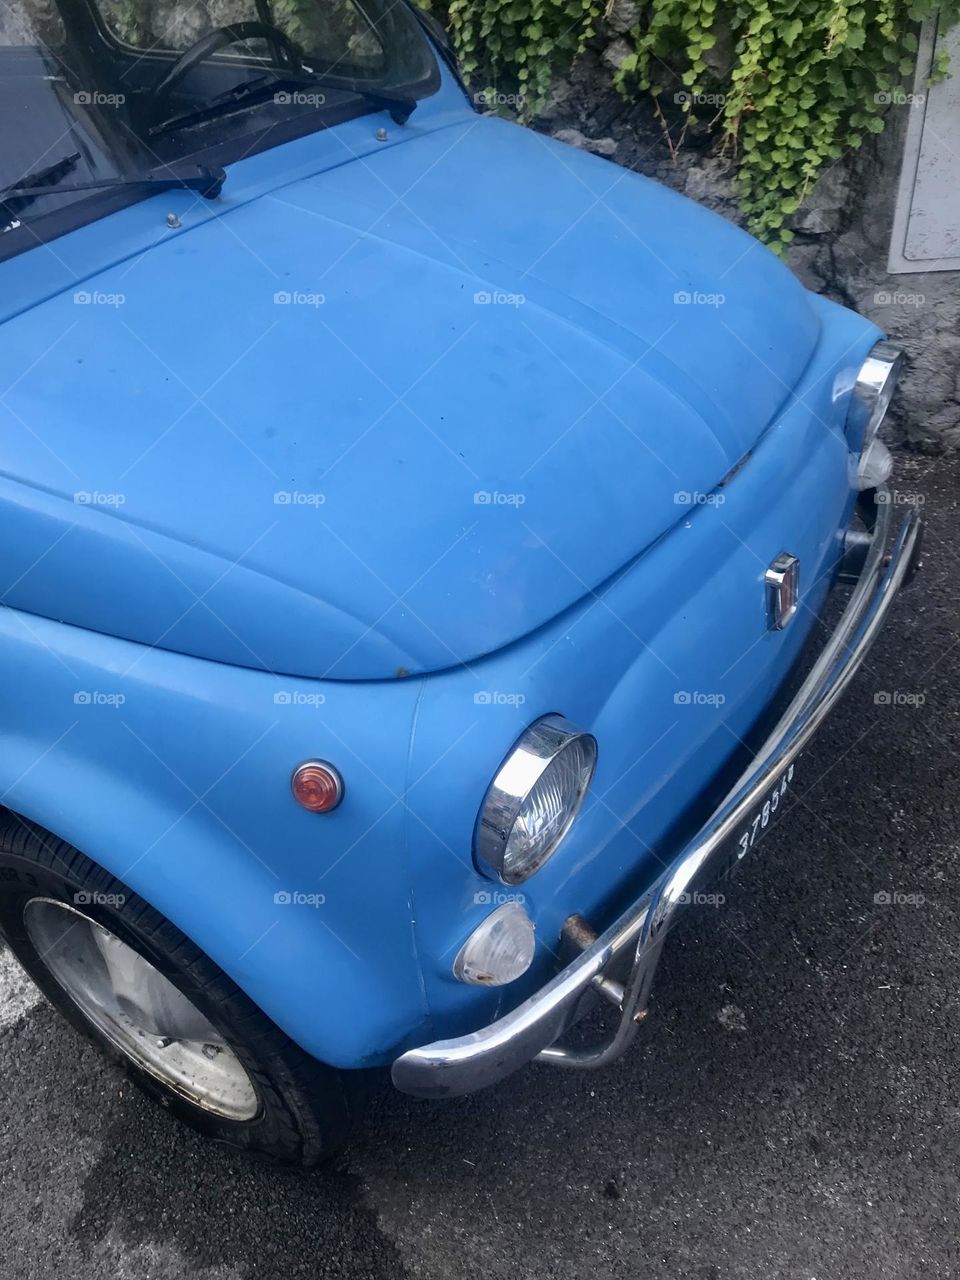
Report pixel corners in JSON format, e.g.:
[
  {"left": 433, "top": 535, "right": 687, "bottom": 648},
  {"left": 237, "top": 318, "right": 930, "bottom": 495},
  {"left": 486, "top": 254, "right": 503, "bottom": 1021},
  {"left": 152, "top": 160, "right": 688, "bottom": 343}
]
[
  {"left": 375, "top": 128, "right": 388, "bottom": 143},
  {"left": 165, "top": 212, "right": 181, "bottom": 229}
]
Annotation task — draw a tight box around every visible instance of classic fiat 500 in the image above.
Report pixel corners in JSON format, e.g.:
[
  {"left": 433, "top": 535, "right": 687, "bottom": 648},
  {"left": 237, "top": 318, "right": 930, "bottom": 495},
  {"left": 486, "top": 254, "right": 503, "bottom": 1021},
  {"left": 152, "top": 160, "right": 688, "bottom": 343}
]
[{"left": 0, "top": 0, "right": 923, "bottom": 1163}]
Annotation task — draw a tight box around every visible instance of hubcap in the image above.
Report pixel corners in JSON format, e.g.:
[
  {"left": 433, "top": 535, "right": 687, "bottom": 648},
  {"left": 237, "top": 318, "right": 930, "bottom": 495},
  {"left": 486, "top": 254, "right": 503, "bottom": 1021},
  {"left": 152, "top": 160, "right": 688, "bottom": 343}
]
[{"left": 24, "top": 898, "right": 259, "bottom": 1121}]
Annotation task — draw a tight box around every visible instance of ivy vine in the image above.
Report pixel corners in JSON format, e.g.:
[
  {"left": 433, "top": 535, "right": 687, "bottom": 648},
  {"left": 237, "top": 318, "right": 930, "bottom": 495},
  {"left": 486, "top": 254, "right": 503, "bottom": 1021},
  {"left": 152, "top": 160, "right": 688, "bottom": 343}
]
[
  {"left": 429, "top": 0, "right": 959, "bottom": 251},
  {"left": 434, "top": 0, "right": 603, "bottom": 118}
]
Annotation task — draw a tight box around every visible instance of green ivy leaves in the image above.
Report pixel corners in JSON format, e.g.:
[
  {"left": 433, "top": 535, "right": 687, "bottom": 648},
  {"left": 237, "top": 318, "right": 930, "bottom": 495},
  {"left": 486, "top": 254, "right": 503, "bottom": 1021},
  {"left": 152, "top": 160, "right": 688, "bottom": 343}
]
[
  {"left": 642, "top": 0, "right": 960, "bottom": 250},
  {"left": 427, "top": 0, "right": 957, "bottom": 253},
  {"left": 437, "top": 0, "right": 602, "bottom": 117}
]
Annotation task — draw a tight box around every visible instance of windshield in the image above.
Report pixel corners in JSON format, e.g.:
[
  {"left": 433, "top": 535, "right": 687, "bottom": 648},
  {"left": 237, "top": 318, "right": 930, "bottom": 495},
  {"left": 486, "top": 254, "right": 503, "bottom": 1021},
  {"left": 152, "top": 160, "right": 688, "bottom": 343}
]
[{"left": 0, "top": 0, "right": 438, "bottom": 256}]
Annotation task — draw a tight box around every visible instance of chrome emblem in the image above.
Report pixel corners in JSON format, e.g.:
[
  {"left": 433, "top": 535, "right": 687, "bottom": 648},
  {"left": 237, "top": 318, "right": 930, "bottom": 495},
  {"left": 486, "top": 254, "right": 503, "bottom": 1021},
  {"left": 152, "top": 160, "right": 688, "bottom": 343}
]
[{"left": 765, "top": 553, "right": 800, "bottom": 630}]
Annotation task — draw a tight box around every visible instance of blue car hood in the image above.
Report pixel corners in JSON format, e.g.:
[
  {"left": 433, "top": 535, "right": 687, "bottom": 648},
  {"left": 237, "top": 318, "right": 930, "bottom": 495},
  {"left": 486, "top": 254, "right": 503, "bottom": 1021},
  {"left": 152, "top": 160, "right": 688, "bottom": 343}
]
[{"left": 0, "top": 116, "right": 822, "bottom": 678}]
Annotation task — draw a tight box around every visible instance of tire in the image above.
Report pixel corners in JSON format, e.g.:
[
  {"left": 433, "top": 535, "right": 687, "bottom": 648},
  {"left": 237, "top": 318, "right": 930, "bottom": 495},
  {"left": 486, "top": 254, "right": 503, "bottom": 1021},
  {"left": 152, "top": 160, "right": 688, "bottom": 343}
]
[{"left": 0, "top": 811, "right": 351, "bottom": 1165}]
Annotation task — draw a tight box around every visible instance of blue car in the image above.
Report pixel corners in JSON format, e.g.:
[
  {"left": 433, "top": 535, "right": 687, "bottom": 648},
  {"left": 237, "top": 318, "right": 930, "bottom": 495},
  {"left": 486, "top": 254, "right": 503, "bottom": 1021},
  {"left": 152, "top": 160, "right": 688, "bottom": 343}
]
[{"left": 0, "top": 0, "right": 923, "bottom": 1163}]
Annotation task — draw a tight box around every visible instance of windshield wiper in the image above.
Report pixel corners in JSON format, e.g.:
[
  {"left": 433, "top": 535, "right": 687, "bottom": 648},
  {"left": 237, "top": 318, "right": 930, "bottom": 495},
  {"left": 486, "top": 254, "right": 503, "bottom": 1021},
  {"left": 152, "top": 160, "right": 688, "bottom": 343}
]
[
  {"left": 0, "top": 152, "right": 83, "bottom": 218},
  {"left": 150, "top": 73, "right": 416, "bottom": 137},
  {"left": 0, "top": 161, "right": 225, "bottom": 225}
]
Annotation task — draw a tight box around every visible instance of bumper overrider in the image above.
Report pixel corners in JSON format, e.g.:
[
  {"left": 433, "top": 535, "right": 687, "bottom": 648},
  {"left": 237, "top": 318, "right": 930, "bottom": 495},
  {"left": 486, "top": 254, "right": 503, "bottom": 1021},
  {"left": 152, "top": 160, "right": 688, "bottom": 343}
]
[{"left": 392, "top": 489, "right": 923, "bottom": 1098}]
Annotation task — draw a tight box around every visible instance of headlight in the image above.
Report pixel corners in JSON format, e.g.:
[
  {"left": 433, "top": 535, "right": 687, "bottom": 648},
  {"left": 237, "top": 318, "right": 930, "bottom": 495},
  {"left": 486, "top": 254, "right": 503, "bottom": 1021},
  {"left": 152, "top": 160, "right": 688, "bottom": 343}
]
[
  {"left": 847, "top": 340, "right": 904, "bottom": 452},
  {"left": 474, "top": 714, "right": 597, "bottom": 885}
]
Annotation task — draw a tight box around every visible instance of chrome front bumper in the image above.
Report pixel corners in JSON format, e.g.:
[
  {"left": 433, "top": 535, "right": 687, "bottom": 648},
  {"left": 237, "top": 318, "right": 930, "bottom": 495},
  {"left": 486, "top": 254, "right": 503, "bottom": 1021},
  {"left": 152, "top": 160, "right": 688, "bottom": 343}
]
[{"left": 392, "top": 494, "right": 923, "bottom": 1099}]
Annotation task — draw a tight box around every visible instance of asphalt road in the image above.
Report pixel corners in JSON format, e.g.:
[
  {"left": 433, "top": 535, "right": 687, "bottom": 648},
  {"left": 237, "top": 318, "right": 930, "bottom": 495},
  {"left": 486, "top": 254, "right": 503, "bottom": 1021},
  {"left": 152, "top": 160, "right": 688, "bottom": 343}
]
[{"left": 2, "top": 453, "right": 958, "bottom": 1280}]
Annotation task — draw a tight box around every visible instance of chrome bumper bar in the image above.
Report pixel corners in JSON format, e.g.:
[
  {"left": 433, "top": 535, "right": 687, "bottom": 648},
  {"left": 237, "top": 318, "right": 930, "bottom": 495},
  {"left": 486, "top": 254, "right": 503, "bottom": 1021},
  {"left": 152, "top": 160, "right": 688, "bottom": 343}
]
[{"left": 392, "top": 494, "right": 923, "bottom": 1099}]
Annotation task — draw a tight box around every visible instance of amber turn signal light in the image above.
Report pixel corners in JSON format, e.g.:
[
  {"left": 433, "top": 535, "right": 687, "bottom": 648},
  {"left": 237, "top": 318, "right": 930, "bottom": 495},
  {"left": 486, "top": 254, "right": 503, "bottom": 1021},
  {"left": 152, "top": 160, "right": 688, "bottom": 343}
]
[{"left": 291, "top": 761, "right": 343, "bottom": 813}]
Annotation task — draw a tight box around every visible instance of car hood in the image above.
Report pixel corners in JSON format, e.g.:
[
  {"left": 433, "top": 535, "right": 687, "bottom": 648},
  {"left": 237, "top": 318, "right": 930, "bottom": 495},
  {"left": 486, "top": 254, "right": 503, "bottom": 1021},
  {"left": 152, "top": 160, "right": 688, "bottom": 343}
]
[{"left": 0, "top": 116, "right": 822, "bottom": 678}]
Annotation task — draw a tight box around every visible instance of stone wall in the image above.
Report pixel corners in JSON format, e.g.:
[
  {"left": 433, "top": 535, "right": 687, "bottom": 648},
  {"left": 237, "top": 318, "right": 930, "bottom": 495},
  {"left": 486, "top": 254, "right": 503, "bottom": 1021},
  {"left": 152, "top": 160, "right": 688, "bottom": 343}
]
[
  {"left": 536, "top": 26, "right": 959, "bottom": 452},
  {"left": 789, "top": 109, "right": 959, "bottom": 452}
]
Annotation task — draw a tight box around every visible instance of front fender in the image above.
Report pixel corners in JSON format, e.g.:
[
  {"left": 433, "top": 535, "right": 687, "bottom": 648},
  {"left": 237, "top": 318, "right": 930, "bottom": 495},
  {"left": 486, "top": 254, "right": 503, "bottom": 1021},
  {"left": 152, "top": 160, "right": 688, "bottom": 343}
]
[{"left": 0, "top": 605, "right": 427, "bottom": 1067}]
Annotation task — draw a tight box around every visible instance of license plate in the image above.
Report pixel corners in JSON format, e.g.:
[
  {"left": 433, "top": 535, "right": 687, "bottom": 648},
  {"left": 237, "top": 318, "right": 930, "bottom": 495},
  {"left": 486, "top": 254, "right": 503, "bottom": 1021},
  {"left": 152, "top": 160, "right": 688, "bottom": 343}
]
[
  {"left": 710, "top": 761, "right": 797, "bottom": 888},
  {"left": 733, "top": 761, "right": 795, "bottom": 863}
]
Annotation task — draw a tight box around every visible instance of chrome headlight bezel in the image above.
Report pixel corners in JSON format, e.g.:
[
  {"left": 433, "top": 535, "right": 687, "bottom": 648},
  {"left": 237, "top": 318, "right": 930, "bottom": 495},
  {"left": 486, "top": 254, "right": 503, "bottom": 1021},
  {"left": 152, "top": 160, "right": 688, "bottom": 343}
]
[
  {"left": 473, "top": 713, "right": 598, "bottom": 885},
  {"left": 847, "top": 340, "right": 904, "bottom": 451}
]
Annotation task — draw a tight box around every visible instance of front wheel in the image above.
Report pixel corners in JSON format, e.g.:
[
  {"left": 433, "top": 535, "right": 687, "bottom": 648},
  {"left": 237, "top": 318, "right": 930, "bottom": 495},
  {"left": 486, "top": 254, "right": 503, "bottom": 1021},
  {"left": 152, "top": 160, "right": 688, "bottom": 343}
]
[{"left": 0, "top": 813, "right": 351, "bottom": 1165}]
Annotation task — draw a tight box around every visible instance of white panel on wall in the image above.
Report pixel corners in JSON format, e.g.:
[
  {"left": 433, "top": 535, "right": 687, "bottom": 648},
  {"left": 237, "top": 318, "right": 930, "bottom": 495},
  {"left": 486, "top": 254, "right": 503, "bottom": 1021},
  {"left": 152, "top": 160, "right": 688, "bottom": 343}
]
[{"left": 888, "top": 15, "right": 960, "bottom": 273}]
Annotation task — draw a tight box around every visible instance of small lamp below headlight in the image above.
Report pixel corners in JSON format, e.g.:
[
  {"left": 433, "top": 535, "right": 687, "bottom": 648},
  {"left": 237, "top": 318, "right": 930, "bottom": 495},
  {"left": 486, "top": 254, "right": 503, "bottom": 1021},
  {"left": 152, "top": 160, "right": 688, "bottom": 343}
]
[
  {"left": 453, "top": 902, "right": 536, "bottom": 985},
  {"left": 856, "top": 437, "right": 894, "bottom": 491}
]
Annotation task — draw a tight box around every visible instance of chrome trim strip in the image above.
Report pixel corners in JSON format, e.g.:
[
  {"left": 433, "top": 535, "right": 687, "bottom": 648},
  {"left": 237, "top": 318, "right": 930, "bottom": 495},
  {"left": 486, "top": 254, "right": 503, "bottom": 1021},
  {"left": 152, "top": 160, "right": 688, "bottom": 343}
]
[
  {"left": 391, "top": 495, "right": 922, "bottom": 1099},
  {"left": 764, "top": 551, "right": 800, "bottom": 630}
]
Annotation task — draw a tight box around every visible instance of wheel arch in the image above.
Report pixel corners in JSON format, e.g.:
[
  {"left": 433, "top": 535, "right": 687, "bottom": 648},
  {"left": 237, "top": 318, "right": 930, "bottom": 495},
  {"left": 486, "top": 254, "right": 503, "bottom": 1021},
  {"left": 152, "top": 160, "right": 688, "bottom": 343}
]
[{"left": 0, "top": 741, "right": 418, "bottom": 1068}]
